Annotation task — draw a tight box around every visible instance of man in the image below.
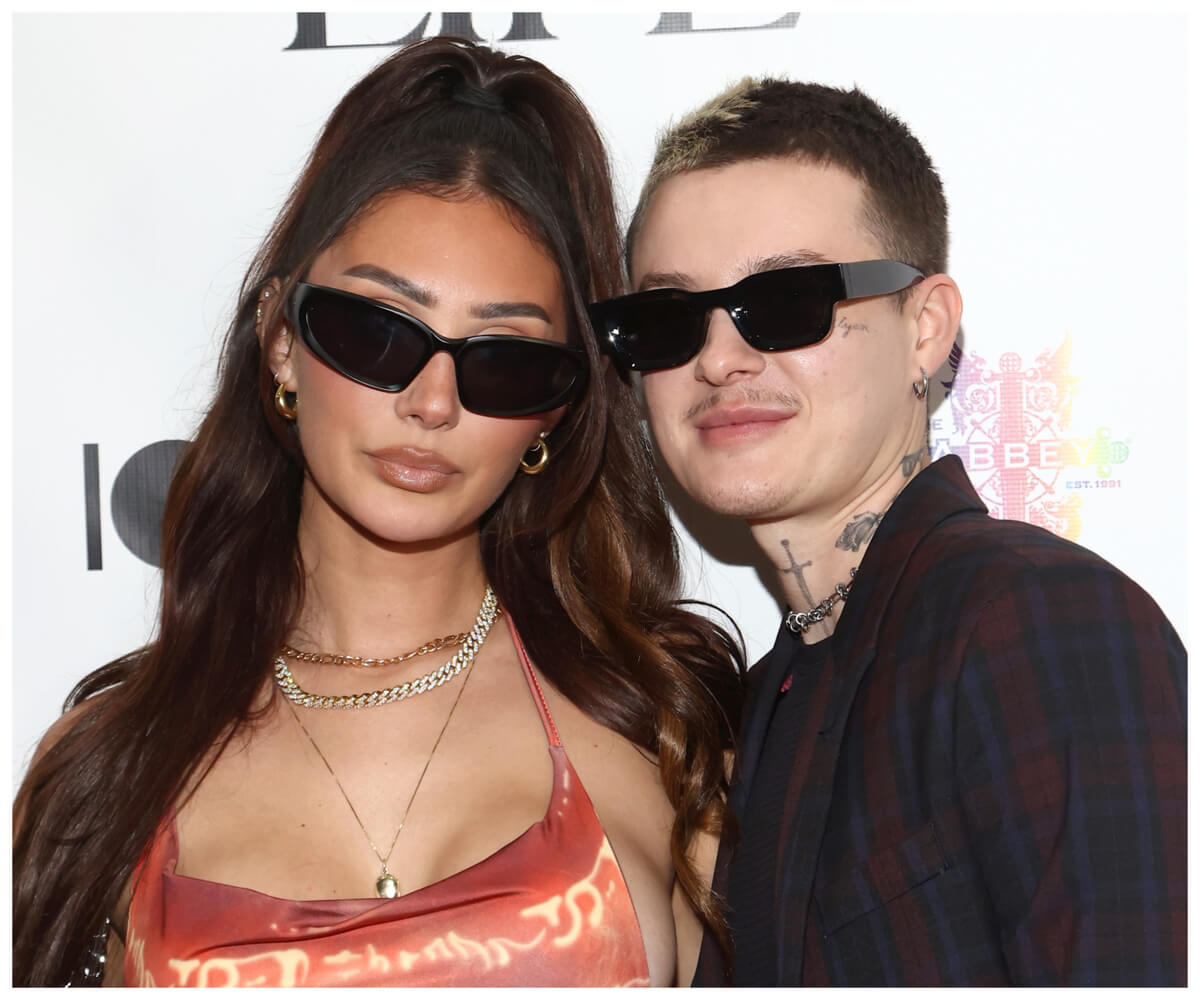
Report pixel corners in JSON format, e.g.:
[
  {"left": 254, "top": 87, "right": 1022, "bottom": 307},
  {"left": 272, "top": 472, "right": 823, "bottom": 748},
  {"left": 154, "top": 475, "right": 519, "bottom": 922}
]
[{"left": 590, "top": 80, "right": 1186, "bottom": 985}]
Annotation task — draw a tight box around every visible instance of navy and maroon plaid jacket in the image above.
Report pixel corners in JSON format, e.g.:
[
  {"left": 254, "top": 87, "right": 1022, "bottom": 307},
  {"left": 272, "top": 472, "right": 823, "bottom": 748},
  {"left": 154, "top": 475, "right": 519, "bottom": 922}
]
[{"left": 696, "top": 456, "right": 1186, "bottom": 986}]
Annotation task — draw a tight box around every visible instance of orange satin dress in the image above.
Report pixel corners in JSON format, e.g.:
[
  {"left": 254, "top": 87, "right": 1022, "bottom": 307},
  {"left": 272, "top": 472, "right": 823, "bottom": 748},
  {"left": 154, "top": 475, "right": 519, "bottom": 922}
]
[{"left": 123, "top": 622, "right": 652, "bottom": 987}]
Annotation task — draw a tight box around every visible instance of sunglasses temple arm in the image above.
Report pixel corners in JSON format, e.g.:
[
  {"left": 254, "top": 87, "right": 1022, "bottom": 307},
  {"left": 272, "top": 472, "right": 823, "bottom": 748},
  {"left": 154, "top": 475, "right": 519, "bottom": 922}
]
[{"left": 840, "top": 260, "right": 923, "bottom": 299}]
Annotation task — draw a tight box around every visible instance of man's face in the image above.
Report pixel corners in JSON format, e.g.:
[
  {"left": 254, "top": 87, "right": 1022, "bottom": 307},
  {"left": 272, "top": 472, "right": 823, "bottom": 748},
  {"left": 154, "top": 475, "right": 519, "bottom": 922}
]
[{"left": 632, "top": 157, "right": 922, "bottom": 527}]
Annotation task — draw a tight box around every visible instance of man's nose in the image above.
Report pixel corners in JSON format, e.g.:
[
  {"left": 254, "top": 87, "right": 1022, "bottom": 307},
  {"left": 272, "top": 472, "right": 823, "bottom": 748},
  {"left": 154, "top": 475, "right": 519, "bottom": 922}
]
[{"left": 692, "top": 308, "right": 766, "bottom": 385}]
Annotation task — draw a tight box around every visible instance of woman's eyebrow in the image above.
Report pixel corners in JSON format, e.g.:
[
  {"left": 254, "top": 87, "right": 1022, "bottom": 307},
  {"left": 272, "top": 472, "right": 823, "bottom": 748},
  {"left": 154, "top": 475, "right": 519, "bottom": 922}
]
[
  {"left": 472, "top": 301, "right": 552, "bottom": 322},
  {"left": 342, "top": 263, "right": 550, "bottom": 322},
  {"left": 342, "top": 263, "right": 435, "bottom": 307}
]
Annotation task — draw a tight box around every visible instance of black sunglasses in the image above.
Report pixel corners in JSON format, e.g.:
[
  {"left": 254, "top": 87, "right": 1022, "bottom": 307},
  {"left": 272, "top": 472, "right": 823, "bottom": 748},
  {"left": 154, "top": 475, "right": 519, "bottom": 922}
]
[
  {"left": 589, "top": 259, "right": 925, "bottom": 373},
  {"left": 289, "top": 282, "right": 586, "bottom": 417}
]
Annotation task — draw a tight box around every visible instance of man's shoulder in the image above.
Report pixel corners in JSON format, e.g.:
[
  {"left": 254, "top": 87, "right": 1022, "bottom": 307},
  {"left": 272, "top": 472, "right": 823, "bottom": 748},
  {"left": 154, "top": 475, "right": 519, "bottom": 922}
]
[
  {"left": 910, "top": 505, "right": 1151, "bottom": 604},
  {"left": 878, "top": 456, "right": 1161, "bottom": 615},
  {"left": 864, "top": 489, "right": 1184, "bottom": 671}
]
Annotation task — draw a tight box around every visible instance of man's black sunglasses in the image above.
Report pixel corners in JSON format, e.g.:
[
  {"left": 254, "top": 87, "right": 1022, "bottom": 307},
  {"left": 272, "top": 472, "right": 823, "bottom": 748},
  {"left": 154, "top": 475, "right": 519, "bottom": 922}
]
[
  {"left": 589, "top": 259, "right": 924, "bottom": 373},
  {"left": 289, "top": 282, "right": 586, "bottom": 417}
]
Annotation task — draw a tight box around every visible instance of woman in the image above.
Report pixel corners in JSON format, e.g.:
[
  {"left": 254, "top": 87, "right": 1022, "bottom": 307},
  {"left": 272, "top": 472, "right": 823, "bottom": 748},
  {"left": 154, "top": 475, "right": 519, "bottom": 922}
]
[{"left": 13, "top": 37, "right": 742, "bottom": 987}]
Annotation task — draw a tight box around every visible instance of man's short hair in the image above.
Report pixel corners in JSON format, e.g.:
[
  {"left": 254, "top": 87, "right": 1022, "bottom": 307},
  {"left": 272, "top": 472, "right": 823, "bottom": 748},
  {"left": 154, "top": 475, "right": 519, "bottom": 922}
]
[{"left": 626, "top": 78, "right": 949, "bottom": 283}]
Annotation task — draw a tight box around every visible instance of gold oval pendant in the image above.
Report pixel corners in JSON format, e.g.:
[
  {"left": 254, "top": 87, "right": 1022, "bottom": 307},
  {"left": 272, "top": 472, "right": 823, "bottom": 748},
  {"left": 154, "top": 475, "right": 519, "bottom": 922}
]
[{"left": 376, "top": 873, "right": 399, "bottom": 898}]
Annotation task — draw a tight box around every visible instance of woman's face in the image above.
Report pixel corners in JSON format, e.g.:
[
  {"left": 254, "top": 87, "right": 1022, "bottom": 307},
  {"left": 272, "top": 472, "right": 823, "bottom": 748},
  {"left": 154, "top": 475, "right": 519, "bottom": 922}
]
[{"left": 275, "top": 190, "right": 569, "bottom": 548}]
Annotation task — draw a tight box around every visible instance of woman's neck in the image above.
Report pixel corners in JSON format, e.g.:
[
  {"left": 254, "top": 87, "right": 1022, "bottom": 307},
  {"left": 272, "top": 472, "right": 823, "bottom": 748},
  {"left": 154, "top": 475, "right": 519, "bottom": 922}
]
[{"left": 290, "top": 494, "right": 490, "bottom": 658}]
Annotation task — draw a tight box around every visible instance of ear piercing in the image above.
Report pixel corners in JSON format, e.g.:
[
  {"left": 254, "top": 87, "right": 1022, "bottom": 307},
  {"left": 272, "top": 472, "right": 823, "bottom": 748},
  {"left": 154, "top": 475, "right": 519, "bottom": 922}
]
[
  {"left": 256, "top": 288, "right": 273, "bottom": 322},
  {"left": 912, "top": 367, "right": 929, "bottom": 400}
]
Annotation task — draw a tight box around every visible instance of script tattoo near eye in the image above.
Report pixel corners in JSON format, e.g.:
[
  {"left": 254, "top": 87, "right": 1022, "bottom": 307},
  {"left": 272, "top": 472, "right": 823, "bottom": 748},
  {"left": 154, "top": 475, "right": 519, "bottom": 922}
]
[
  {"left": 835, "top": 512, "right": 882, "bottom": 552},
  {"left": 835, "top": 317, "right": 870, "bottom": 338}
]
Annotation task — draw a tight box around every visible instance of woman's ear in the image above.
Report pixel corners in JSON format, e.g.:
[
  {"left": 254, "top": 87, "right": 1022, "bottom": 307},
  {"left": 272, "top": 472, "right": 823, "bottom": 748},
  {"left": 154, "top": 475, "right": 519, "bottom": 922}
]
[{"left": 255, "top": 280, "right": 294, "bottom": 386}]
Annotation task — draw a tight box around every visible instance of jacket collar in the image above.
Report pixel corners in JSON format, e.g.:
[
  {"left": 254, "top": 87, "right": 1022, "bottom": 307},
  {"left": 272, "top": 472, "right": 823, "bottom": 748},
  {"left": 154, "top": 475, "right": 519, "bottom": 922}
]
[
  {"left": 736, "top": 456, "right": 987, "bottom": 800},
  {"left": 830, "top": 454, "right": 986, "bottom": 663}
]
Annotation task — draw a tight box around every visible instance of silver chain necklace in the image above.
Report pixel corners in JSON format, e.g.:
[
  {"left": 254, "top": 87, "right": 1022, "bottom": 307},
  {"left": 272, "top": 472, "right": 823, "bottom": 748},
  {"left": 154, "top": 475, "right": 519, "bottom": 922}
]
[
  {"left": 784, "top": 567, "right": 857, "bottom": 635},
  {"left": 274, "top": 587, "right": 499, "bottom": 709}
]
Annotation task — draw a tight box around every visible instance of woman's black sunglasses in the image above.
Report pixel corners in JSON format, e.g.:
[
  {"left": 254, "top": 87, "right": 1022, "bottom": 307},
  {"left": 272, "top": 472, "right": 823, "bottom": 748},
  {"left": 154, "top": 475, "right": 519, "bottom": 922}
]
[
  {"left": 289, "top": 282, "right": 586, "bottom": 417},
  {"left": 589, "top": 259, "right": 925, "bottom": 372}
]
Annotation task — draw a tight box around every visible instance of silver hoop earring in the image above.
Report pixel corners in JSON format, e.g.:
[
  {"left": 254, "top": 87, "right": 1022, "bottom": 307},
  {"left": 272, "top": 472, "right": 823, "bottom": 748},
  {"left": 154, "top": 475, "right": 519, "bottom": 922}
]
[
  {"left": 520, "top": 433, "right": 550, "bottom": 476},
  {"left": 912, "top": 367, "right": 929, "bottom": 400}
]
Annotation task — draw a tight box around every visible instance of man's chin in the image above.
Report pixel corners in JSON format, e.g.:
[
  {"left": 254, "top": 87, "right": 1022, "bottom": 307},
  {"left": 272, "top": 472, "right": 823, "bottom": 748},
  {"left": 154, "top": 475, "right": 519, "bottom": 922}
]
[{"left": 683, "top": 479, "right": 789, "bottom": 521}]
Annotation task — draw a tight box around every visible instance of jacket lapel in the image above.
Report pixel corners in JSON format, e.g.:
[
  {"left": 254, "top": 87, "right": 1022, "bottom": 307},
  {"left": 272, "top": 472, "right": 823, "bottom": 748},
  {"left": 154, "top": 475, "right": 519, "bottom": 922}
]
[
  {"left": 730, "top": 620, "right": 797, "bottom": 818},
  {"left": 767, "top": 457, "right": 987, "bottom": 982}
]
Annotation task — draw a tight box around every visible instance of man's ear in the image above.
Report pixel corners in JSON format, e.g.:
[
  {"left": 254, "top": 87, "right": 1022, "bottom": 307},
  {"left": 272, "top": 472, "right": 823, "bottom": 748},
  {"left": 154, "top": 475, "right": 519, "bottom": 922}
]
[{"left": 909, "top": 273, "right": 962, "bottom": 378}]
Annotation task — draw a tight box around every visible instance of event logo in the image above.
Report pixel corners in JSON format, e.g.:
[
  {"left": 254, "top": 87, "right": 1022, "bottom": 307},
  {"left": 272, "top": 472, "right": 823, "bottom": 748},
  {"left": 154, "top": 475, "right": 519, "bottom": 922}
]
[
  {"left": 283, "top": 12, "right": 800, "bottom": 49},
  {"left": 930, "top": 335, "right": 1130, "bottom": 542},
  {"left": 83, "top": 440, "right": 188, "bottom": 570}
]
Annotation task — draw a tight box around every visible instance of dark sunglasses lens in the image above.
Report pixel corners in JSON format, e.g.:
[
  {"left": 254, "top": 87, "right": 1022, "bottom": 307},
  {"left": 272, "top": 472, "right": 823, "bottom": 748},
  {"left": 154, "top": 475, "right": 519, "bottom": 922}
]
[
  {"left": 303, "top": 291, "right": 428, "bottom": 389},
  {"left": 601, "top": 294, "right": 705, "bottom": 371},
  {"left": 457, "top": 340, "right": 583, "bottom": 416},
  {"left": 735, "top": 269, "right": 841, "bottom": 350}
]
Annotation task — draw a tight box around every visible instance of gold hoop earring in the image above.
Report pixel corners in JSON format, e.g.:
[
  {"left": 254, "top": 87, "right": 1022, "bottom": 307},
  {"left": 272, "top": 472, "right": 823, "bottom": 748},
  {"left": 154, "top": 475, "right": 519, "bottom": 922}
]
[
  {"left": 912, "top": 367, "right": 929, "bottom": 400},
  {"left": 274, "top": 381, "right": 298, "bottom": 421},
  {"left": 519, "top": 433, "right": 550, "bottom": 475}
]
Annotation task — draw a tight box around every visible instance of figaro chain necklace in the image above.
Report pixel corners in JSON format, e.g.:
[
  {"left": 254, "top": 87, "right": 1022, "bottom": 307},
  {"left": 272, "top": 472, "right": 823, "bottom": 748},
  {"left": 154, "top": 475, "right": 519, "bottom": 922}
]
[
  {"left": 280, "top": 632, "right": 468, "bottom": 668},
  {"left": 274, "top": 587, "right": 499, "bottom": 709}
]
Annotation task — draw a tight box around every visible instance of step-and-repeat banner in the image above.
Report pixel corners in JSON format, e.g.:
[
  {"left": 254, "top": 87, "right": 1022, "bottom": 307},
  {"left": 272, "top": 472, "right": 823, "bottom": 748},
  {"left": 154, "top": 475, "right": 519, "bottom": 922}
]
[{"left": 12, "top": 13, "right": 1188, "bottom": 775}]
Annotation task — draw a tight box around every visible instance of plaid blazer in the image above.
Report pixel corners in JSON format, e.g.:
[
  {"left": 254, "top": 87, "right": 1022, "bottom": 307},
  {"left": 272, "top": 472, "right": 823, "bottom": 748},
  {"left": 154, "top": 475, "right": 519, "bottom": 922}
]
[{"left": 697, "top": 456, "right": 1186, "bottom": 986}]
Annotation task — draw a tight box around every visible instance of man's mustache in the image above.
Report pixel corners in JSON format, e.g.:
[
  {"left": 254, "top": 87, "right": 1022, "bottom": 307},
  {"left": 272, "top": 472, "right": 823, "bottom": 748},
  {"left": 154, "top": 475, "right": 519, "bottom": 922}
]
[{"left": 684, "top": 387, "right": 802, "bottom": 422}]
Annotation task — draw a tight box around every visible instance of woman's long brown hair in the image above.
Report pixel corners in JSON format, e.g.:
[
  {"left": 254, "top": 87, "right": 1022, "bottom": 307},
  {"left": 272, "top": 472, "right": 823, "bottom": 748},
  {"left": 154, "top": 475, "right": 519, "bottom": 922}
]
[{"left": 12, "top": 37, "right": 744, "bottom": 986}]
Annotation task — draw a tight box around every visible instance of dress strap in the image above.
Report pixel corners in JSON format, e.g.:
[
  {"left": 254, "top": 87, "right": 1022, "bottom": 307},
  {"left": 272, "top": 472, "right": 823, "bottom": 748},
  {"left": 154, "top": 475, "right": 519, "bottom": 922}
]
[{"left": 503, "top": 611, "right": 562, "bottom": 748}]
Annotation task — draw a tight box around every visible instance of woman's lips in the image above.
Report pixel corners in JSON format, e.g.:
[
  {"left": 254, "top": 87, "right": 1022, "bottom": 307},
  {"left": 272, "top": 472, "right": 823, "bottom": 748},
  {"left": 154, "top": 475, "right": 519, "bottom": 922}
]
[
  {"left": 367, "top": 447, "right": 459, "bottom": 492},
  {"left": 693, "top": 405, "right": 794, "bottom": 444}
]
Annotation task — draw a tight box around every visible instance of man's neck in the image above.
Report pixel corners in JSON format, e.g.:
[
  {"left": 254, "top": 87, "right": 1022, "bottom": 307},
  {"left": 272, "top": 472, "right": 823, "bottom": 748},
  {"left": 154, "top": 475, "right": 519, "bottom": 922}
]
[{"left": 751, "top": 446, "right": 930, "bottom": 643}]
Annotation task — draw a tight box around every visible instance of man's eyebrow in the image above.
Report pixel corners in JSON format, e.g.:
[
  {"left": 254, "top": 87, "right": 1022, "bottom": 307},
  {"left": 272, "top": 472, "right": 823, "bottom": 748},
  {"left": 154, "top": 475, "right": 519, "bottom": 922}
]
[
  {"left": 343, "top": 264, "right": 435, "bottom": 307},
  {"left": 637, "top": 270, "right": 695, "bottom": 292},
  {"left": 749, "top": 250, "right": 833, "bottom": 272},
  {"left": 636, "top": 251, "right": 833, "bottom": 293},
  {"left": 343, "top": 264, "right": 550, "bottom": 323}
]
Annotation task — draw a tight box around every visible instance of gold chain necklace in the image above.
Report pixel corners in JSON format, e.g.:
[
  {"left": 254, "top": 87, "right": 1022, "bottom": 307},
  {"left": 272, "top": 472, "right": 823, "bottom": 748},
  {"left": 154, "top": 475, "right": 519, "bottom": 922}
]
[
  {"left": 274, "top": 587, "right": 499, "bottom": 710},
  {"left": 283, "top": 650, "right": 478, "bottom": 899},
  {"left": 280, "top": 631, "right": 468, "bottom": 668}
]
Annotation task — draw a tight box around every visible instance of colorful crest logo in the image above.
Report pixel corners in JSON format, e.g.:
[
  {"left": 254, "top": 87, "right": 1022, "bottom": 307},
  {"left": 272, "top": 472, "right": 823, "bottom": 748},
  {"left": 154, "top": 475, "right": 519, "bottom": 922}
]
[{"left": 931, "top": 335, "right": 1130, "bottom": 542}]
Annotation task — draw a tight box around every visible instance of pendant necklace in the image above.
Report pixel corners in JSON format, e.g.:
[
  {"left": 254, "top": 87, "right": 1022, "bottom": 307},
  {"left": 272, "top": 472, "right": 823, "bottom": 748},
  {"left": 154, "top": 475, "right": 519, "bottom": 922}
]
[{"left": 280, "top": 586, "right": 497, "bottom": 898}]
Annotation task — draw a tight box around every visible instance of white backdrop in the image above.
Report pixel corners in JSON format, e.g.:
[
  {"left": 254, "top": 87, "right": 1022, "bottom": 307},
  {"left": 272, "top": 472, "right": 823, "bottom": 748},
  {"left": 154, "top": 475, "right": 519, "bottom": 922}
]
[{"left": 11, "top": 12, "right": 1190, "bottom": 779}]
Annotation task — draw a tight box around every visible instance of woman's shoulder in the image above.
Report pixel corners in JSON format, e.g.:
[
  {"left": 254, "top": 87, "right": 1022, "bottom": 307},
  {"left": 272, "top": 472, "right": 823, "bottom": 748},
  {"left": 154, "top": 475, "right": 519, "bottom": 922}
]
[
  {"left": 23, "top": 688, "right": 114, "bottom": 777},
  {"left": 14, "top": 689, "right": 116, "bottom": 847}
]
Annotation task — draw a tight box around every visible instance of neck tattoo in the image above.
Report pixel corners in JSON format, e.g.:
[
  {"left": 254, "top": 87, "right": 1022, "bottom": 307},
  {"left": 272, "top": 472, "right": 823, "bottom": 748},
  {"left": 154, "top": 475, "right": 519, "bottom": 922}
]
[
  {"left": 779, "top": 539, "right": 818, "bottom": 608},
  {"left": 784, "top": 567, "right": 858, "bottom": 635}
]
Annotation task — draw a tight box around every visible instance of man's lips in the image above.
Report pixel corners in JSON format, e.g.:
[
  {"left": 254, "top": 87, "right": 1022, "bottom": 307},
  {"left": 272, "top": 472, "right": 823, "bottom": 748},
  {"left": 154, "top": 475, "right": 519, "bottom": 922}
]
[
  {"left": 367, "top": 447, "right": 459, "bottom": 491},
  {"left": 693, "top": 405, "right": 795, "bottom": 430},
  {"left": 692, "top": 405, "right": 795, "bottom": 444}
]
